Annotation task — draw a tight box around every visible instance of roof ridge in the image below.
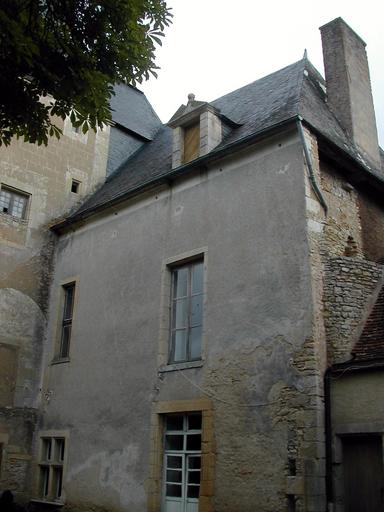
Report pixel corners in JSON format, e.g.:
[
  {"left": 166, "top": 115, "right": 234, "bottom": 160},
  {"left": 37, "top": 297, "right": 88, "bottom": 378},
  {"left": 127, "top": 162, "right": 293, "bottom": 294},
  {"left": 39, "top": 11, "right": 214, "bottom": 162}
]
[{"left": 292, "top": 58, "right": 307, "bottom": 115}]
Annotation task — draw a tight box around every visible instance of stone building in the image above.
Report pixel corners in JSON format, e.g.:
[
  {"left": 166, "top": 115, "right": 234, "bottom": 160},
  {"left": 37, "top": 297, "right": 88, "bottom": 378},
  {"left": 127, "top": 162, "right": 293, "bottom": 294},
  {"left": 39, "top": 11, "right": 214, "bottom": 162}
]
[
  {"left": 0, "top": 86, "right": 160, "bottom": 502},
  {"left": 1, "top": 17, "right": 384, "bottom": 512}
]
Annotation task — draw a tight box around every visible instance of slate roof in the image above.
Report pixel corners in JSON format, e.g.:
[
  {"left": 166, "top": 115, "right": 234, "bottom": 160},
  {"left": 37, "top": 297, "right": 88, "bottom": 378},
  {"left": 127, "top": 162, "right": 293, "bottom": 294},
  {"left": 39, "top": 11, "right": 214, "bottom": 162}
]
[
  {"left": 110, "top": 83, "right": 161, "bottom": 140},
  {"left": 54, "top": 58, "right": 384, "bottom": 230},
  {"left": 352, "top": 284, "right": 384, "bottom": 361}
]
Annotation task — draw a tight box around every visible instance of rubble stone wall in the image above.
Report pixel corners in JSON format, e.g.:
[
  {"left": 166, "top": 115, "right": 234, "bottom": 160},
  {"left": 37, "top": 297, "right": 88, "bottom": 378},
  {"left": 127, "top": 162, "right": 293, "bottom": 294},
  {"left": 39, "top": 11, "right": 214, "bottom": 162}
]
[{"left": 323, "top": 257, "right": 383, "bottom": 364}]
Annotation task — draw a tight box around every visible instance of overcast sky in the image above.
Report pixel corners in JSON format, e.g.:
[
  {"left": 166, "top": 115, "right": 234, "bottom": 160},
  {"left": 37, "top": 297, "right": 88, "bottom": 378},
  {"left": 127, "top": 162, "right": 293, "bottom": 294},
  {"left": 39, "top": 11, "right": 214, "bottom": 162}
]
[{"left": 140, "top": 0, "right": 383, "bottom": 146}]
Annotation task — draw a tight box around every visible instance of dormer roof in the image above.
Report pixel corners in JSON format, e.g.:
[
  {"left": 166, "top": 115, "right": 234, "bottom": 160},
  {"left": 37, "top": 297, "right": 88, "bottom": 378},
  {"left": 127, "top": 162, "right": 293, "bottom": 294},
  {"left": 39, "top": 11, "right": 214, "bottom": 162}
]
[
  {"left": 168, "top": 93, "right": 209, "bottom": 127},
  {"left": 168, "top": 94, "right": 239, "bottom": 129}
]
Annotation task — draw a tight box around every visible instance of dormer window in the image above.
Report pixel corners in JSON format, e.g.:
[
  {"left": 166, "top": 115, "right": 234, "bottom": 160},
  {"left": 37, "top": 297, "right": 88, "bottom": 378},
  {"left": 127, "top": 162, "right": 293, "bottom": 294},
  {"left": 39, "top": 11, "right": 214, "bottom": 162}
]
[{"left": 168, "top": 94, "right": 224, "bottom": 169}]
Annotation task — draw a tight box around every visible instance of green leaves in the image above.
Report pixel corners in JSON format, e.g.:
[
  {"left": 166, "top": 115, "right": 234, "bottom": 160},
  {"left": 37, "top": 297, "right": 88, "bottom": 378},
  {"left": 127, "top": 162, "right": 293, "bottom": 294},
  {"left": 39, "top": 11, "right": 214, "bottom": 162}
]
[{"left": 0, "top": 0, "right": 172, "bottom": 146}]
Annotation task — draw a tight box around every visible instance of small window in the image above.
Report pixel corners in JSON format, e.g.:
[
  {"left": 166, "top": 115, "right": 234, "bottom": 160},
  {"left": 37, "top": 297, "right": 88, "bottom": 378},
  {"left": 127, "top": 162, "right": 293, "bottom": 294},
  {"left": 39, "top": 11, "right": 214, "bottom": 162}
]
[
  {"left": 163, "top": 413, "right": 201, "bottom": 509},
  {"left": 0, "top": 185, "right": 29, "bottom": 219},
  {"left": 71, "top": 180, "right": 80, "bottom": 194},
  {"left": 169, "top": 260, "right": 204, "bottom": 363},
  {"left": 58, "top": 283, "right": 75, "bottom": 359},
  {"left": 38, "top": 437, "right": 66, "bottom": 501}
]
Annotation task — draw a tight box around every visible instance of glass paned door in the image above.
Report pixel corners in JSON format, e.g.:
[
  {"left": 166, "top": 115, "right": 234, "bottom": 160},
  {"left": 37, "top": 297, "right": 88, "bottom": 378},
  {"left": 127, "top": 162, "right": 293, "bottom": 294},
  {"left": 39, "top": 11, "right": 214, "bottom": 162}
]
[{"left": 162, "top": 413, "right": 201, "bottom": 512}]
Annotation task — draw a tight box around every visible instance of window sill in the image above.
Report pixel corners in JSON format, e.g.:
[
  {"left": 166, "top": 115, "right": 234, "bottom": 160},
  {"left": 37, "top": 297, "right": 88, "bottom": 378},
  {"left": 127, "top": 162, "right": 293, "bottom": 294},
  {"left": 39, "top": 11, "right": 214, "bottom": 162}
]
[
  {"left": 30, "top": 499, "right": 64, "bottom": 507},
  {"left": 51, "top": 357, "right": 70, "bottom": 366},
  {"left": 159, "top": 360, "right": 203, "bottom": 373}
]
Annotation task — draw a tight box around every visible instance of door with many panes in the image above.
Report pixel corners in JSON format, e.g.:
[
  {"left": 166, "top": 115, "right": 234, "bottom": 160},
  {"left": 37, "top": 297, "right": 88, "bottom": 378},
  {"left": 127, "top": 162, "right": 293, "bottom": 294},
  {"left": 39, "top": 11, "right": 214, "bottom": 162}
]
[{"left": 162, "top": 413, "right": 201, "bottom": 512}]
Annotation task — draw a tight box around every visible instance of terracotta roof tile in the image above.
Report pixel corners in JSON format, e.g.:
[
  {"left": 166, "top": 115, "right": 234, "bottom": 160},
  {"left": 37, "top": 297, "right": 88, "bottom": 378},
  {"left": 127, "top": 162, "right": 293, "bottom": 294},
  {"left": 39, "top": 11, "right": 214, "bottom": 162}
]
[{"left": 353, "top": 285, "right": 384, "bottom": 361}]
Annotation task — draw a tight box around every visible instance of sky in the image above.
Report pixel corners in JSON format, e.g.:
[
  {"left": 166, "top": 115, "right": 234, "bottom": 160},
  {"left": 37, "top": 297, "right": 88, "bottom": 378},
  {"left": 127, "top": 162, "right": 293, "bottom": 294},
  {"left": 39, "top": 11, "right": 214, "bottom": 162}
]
[{"left": 140, "top": 0, "right": 384, "bottom": 146}]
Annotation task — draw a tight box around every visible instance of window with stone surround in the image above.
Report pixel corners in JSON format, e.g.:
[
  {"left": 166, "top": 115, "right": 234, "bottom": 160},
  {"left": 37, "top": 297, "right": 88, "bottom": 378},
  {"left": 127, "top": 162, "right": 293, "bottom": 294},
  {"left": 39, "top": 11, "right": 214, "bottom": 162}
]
[
  {"left": 38, "top": 435, "right": 66, "bottom": 502},
  {"left": 169, "top": 260, "right": 204, "bottom": 363},
  {"left": 58, "top": 283, "right": 75, "bottom": 359},
  {"left": 147, "top": 399, "right": 214, "bottom": 512},
  {"left": 163, "top": 412, "right": 201, "bottom": 512},
  {"left": 0, "top": 185, "right": 29, "bottom": 219}
]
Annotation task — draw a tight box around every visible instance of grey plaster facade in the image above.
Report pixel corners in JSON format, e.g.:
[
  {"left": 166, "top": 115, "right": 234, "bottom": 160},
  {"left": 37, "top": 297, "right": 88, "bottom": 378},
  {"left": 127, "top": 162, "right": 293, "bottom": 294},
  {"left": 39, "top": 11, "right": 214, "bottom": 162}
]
[{"left": 42, "top": 130, "right": 320, "bottom": 511}]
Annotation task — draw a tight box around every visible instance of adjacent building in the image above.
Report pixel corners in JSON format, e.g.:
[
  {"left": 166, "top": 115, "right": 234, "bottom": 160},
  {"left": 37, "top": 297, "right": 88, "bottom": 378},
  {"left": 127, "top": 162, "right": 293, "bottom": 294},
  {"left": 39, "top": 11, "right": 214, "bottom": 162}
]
[{"left": 0, "top": 86, "right": 160, "bottom": 503}]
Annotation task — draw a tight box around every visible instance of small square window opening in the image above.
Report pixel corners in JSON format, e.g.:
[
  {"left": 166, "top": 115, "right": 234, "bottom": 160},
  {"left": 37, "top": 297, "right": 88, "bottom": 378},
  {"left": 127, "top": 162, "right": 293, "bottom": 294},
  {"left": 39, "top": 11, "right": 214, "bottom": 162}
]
[{"left": 71, "top": 180, "right": 80, "bottom": 194}]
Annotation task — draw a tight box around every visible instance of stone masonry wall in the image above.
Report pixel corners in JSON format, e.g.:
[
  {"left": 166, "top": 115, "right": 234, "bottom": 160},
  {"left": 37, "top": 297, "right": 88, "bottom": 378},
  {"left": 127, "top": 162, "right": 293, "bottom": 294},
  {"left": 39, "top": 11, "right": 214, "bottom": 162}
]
[
  {"left": 323, "top": 257, "right": 383, "bottom": 364},
  {"left": 320, "top": 160, "right": 363, "bottom": 259},
  {"left": 303, "top": 128, "right": 330, "bottom": 512},
  {"left": 0, "top": 408, "right": 38, "bottom": 503},
  {"left": 358, "top": 191, "right": 384, "bottom": 263}
]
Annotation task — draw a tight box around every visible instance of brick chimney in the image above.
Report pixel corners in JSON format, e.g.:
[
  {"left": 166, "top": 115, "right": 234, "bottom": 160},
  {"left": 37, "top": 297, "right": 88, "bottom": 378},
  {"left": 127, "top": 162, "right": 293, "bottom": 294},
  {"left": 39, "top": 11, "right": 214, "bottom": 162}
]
[{"left": 320, "top": 18, "right": 380, "bottom": 168}]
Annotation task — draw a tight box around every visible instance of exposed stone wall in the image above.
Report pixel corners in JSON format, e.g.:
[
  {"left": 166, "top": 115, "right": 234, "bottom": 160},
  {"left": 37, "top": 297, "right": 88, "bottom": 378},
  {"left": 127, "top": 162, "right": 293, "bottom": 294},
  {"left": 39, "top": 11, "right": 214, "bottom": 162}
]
[
  {"left": 320, "top": 160, "right": 363, "bottom": 259},
  {"left": 358, "top": 191, "right": 384, "bottom": 262},
  {"left": 302, "top": 128, "right": 329, "bottom": 512},
  {"left": 323, "top": 257, "right": 383, "bottom": 364},
  {"left": 0, "top": 408, "right": 38, "bottom": 503}
]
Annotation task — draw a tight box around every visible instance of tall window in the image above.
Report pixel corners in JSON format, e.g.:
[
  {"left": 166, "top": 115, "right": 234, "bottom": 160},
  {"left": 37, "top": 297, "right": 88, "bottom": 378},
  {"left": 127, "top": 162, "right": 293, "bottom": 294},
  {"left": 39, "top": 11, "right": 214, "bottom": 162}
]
[
  {"left": 0, "top": 185, "right": 29, "bottom": 219},
  {"left": 163, "top": 413, "right": 201, "bottom": 512},
  {"left": 170, "top": 261, "right": 204, "bottom": 363},
  {"left": 38, "top": 436, "right": 66, "bottom": 501},
  {"left": 59, "top": 283, "right": 75, "bottom": 359}
]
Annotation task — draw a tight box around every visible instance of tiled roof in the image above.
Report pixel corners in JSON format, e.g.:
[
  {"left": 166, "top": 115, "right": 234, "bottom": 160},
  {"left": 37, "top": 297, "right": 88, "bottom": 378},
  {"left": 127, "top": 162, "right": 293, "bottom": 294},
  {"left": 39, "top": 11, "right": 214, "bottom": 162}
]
[
  {"left": 54, "top": 58, "right": 384, "bottom": 230},
  {"left": 353, "top": 284, "right": 384, "bottom": 361}
]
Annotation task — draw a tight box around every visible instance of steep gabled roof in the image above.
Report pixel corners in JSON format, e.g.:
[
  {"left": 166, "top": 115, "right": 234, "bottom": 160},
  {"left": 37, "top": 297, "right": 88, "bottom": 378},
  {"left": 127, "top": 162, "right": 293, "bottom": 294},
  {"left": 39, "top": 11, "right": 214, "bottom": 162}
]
[
  {"left": 53, "top": 58, "right": 384, "bottom": 231},
  {"left": 110, "top": 83, "right": 161, "bottom": 140},
  {"left": 352, "top": 284, "right": 384, "bottom": 361}
]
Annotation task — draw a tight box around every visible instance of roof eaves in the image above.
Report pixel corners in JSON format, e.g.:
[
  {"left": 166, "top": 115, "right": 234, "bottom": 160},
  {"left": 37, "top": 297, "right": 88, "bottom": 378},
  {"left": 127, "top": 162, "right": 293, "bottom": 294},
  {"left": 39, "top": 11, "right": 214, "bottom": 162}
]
[
  {"left": 303, "top": 119, "right": 384, "bottom": 192},
  {"left": 330, "top": 358, "right": 384, "bottom": 374}
]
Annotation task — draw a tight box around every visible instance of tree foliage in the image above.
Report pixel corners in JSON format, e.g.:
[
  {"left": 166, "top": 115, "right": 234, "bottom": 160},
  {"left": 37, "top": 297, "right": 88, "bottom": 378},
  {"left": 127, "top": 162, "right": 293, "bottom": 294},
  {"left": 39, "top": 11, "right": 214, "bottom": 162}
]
[{"left": 0, "top": 0, "right": 172, "bottom": 146}]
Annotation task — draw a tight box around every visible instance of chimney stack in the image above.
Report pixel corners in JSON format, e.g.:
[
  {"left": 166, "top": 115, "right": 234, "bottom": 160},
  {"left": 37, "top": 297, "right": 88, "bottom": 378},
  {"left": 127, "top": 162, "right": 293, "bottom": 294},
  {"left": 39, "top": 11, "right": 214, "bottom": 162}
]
[{"left": 320, "top": 18, "right": 380, "bottom": 168}]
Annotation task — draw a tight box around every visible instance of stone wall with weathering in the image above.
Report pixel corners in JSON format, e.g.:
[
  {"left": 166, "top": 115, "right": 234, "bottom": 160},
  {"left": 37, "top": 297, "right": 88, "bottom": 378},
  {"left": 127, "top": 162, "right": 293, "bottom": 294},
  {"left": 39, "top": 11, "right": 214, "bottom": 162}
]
[
  {"left": 358, "top": 191, "right": 384, "bottom": 262},
  {"left": 304, "top": 128, "right": 384, "bottom": 368},
  {"left": 319, "top": 160, "right": 363, "bottom": 259},
  {"left": 40, "top": 128, "right": 328, "bottom": 512},
  {"left": 0, "top": 119, "right": 109, "bottom": 500},
  {"left": 323, "top": 257, "right": 383, "bottom": 364}
]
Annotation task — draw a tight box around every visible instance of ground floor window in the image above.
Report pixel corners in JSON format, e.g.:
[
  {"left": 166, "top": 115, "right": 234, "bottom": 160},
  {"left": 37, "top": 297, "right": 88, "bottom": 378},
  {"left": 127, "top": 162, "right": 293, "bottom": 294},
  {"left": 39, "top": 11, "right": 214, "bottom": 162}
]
[
  {"left": 38, "top": 436, "right": 66, "bottom": 502},
  {"left": 163, "top": 412, "right": 201, "bottom": 512}
]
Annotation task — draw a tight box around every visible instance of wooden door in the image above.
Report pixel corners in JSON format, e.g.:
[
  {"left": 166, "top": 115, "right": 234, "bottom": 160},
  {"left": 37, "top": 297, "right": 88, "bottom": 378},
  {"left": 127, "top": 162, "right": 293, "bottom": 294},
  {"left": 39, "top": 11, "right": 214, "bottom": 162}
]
[{"left": 343, "top": 435, "right": 384, "bottom": 512}]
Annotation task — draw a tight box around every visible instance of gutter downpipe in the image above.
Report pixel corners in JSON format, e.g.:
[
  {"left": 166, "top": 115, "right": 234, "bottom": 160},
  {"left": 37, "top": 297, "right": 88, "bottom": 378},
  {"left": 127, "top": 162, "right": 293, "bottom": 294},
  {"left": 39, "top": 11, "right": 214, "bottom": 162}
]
[
  {"left": 297, "top": 117, "right": 328, "bottom": 215},
  {"left": 324, "top": 367, "right": 333, "bottom": 512}
]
